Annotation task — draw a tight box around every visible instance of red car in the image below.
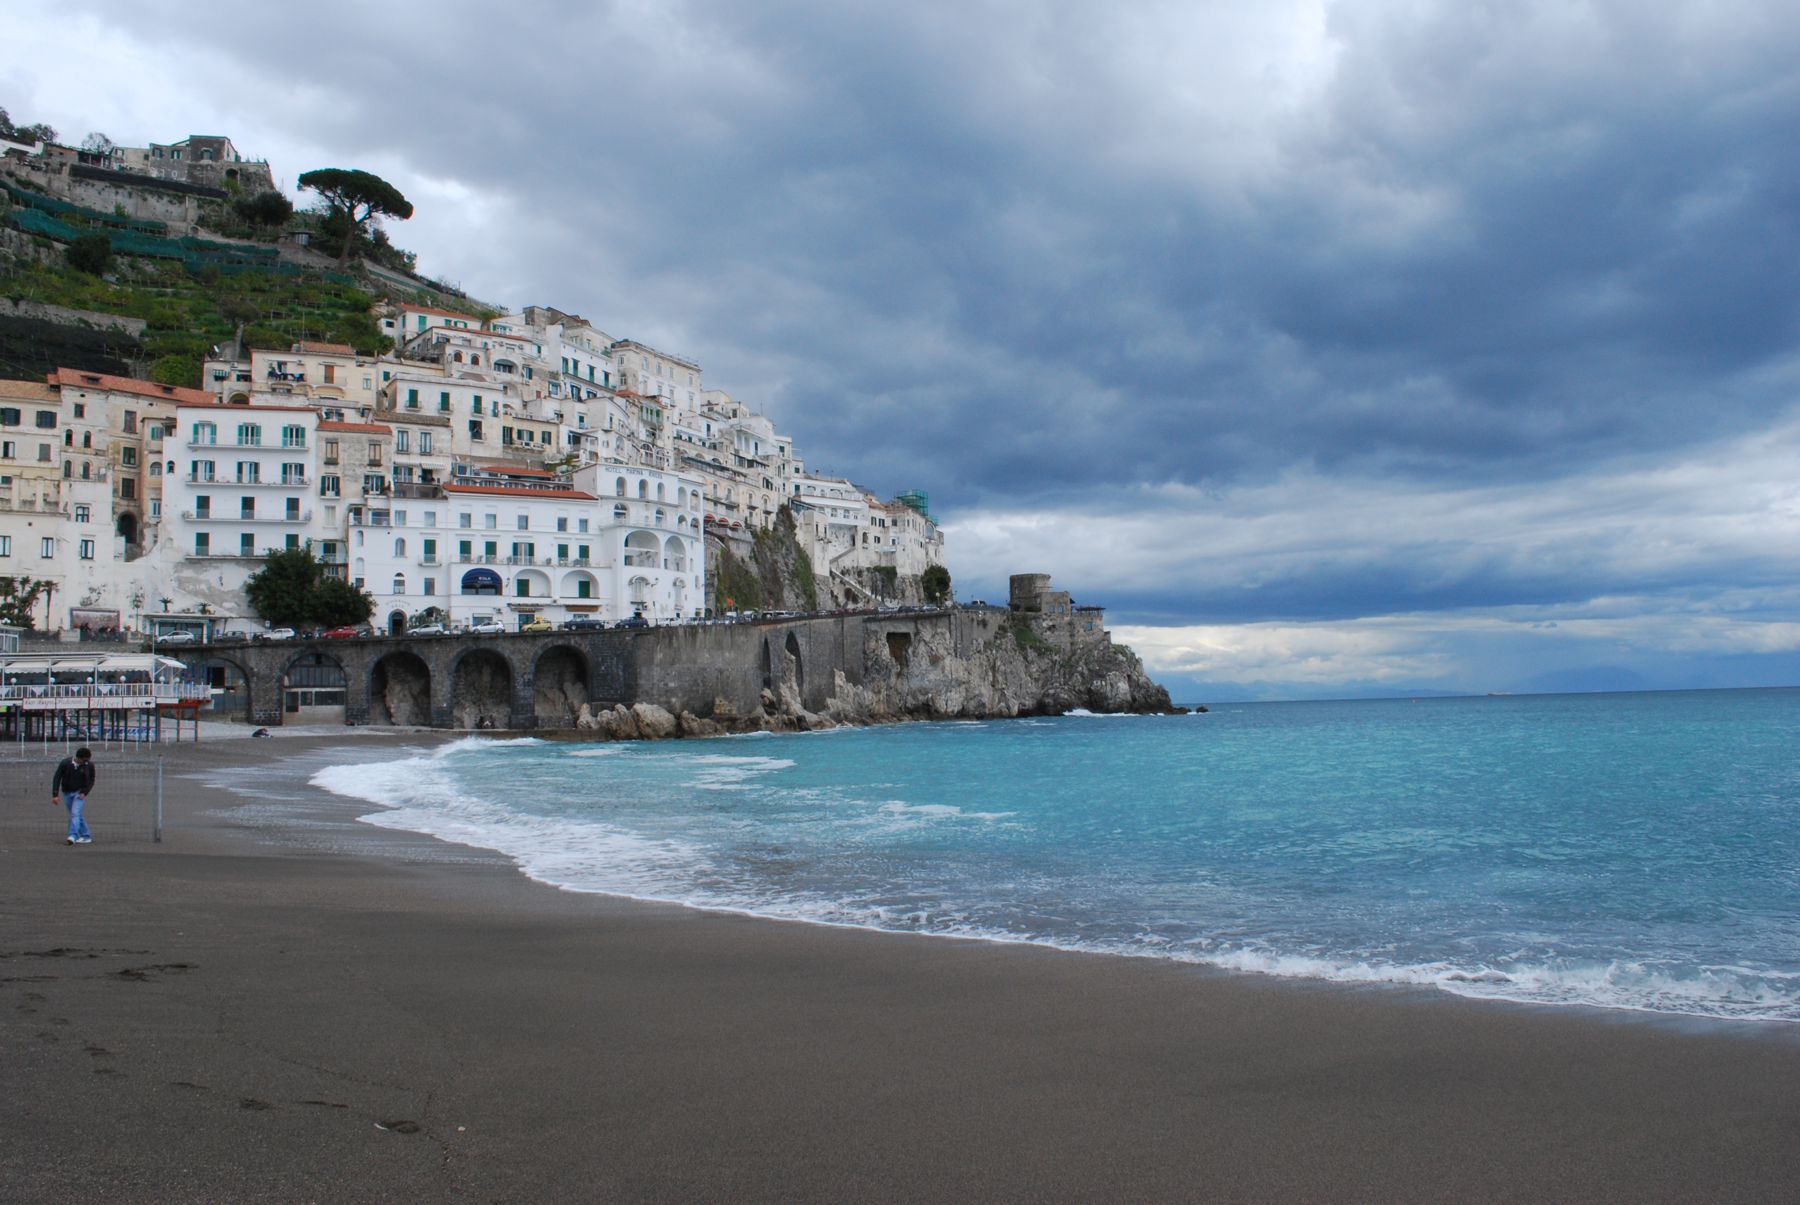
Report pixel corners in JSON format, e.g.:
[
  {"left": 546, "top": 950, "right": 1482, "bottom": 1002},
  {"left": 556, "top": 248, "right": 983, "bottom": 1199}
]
[{"left": 323, "top": 625, "right": 361, "bottom": 638}]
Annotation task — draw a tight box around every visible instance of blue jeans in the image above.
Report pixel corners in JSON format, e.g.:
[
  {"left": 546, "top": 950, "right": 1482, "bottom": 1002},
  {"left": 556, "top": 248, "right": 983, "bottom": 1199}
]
[{"left": 64, "top": 792, "right": 89, "bottom": 841}]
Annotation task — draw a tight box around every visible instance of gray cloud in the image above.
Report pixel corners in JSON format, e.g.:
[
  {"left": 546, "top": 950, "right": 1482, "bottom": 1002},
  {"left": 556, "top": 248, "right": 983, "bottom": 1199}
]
[{"left": 10, "top": 1, "right": 1800, "bottom": 694}]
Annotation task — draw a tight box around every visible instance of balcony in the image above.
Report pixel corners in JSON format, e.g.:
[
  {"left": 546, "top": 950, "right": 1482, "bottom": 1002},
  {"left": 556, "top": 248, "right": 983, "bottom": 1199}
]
[{"left": 184, "top": 510, "right": 311, "bottom": 524}]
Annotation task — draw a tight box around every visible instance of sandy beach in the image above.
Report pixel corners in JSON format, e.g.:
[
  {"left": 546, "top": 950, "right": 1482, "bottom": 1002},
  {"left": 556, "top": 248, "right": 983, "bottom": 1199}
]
[{"left": 4, "top": 731, "right": 1799, "bottom": 1203}]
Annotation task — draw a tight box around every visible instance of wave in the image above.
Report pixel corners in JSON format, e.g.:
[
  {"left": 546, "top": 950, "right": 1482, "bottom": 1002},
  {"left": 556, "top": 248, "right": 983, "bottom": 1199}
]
[{"left": 879, "top": 801, "right": 1016, "bottom": 822}]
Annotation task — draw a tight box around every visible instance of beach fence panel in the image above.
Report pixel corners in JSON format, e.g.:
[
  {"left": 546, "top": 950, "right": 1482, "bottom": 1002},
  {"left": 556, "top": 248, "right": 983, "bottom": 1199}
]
[{"left": 0, "top": 756, "right": 164, "bottom": 845}]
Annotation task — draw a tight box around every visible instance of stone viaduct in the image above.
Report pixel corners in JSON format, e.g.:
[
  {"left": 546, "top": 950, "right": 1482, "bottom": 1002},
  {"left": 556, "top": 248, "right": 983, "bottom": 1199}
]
[{"left": 174, "top": 609, "right": 990, "bottom": 730}]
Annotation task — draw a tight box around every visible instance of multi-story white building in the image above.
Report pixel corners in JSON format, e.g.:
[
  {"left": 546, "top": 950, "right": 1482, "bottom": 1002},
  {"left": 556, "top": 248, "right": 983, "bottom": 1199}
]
[
  {"left": 160, "top": 402, "right": 328, "bottom": 610},
  {"left": 353, "top": 461, "right": 707, "bottom": 631}
]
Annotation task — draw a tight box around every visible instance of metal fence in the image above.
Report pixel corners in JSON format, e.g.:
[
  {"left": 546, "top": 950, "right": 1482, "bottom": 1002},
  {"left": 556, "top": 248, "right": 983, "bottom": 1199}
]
[{"left": 0, "top": 755, "right": 164, "bottom": 845}]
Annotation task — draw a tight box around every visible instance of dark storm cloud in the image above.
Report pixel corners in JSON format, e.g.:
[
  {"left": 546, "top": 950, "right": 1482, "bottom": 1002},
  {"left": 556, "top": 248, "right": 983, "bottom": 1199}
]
[{"left": 12, "top": 2, "right": 1800, "bottom": 693}]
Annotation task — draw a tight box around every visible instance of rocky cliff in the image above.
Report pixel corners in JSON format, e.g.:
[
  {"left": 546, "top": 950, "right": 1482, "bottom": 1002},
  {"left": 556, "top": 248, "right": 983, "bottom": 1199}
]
[{"left": 576, "top": 605, "right": 1180, "bottom": 740}]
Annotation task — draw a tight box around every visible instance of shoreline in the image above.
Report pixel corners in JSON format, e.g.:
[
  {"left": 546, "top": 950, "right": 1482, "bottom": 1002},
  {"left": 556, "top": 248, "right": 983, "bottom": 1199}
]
[{"left": 6, "top": 733, "right": 1800, "bottom": 1200}]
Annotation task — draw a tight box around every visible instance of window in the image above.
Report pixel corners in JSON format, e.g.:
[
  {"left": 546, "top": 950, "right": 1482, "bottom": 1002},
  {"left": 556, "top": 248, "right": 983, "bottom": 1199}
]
[
  {"left": 484, "top": 513, "right": 497, "bottom": 530},
  {"left": 422, "top": 511, "right": 436, "bottom": 526},
  {"left": 394, "top": 537, "right": 406, "bottom": 557},
  {"left": 72, "top": 504, "right": 91, "bottom": 523},
  {"left": 240, "top": 533, "right": 255, "bottom": 557},
  {"left": 122, "top": 446, "right": 138, "bottom": 467},
  {"left": 241, "top": 497, "right": 255, "bottom": 519},
  {"left": 469, "top": 420, "right": 484, "bottom": 441},
  {"left": 38, "top": 444, "right": 52, "bottom": 463},
  {"left": 395, "top": 429, "right": 410, "bottom": 453},
  {"left": 392, "top": 574, "right": 406, "bottom": 595},
  {"left": 473, "top": 395, "right": 484, "bottom": 415},
  {"left": 119, "top": 479, "right": 135, "bottom": 500},
  {"left": 285, "top": 534, "right": 300, "bottom": 551},
  {"left": 40, "top": 537, "right": 54, "bottom": 558},
  {"left": 193, "top": 421, "right": 216, "bottom": 445},
  {"left": 459, "top": 539, "right": 472, "bottom": 560},
  {"left": 363, "top": 474, "right": 385, "bottom": 495},
  {"left": 511, "top": 541, "right": 534, "bottom": 561},
  {"left": 237, "top": 462, "right": 259, "bottom": 483},
  {"left": 193, "top": 459, "right": 215, "bottom": 482},
  {"left": 578, "top": 518, "right": 589, "bottom": 533},
  {"left": 79, "top": 538, "right": 94, "bottom": 560},
  {"left": 419, "top": 432, "right": 433, "bottom": 455},
  {"left": 236, "top": 423, "right": 261, "bottom": 446},
  {"left": 576, "top": 578, "right": 592, "bottom": 599},
  {"left": 281, "top": 424, "right": 306, "bottom": 448},
  {"left": 324, "top": 439, "right": 340, "bottom": 465},
  {"left": 578, "top": 544, "right": 591, "bottom": 562},
  {"left": 123, "top": 410, "right": 137, "bottom": 434},
  {"left": 367, "top": 441, "right": 384, "bottom": 466},
  {"left": 35, "top": 410, "right": 56, "bottom": 429},
  {"left": 515, "top": 578, "right": 531, "bottom": 597},
  {"left": 423, "top": 579, "right": 436, "bottom": 596},
  {"left": 0, "top": 535, "right": 8, "bottom": 555},
  {"left": 438, "top": 391, "right": 451, "bottom": 413},
  {"left": 517, "top": 514, "right": 529, "bottom": 531},
  {"left": 558, "top": 543, "right": 569, "bottom": 561},
  {"left": 282, "top": 463, "right": 305, "bottom": 484},
  {"left": 0, "top": 441, "right": 11, "bottom": 459},
  {"left": 195, "top": 533, "right": 209, "bottom": 556},
  {"left": 320, "top": 474, "right": 340, "bottom": 497},
  {"left": 406, "top": 388, "right": 420, "bottom": 409},
  {"left": 151, "top": 500, "right": 161, "bottom": 518},
  {"left": 459, "top": 513, "right": 472, "bottom": 529},
  {"left": 150, "top": 461, "right": 162, "bottom": 477},
  {"left": 0, "top": 408, "right": 18, "bottom": 426},
  {"left": 422, "top": 538, "right": 437, "bottom": 562},
  {"left": 323, "top": 365, "right": 337, "bottom": 385},
  {"left": 286, "top": 498, "right": 301, "bottom": 521},
  {"left": 556, "top": 517, "right": 568, "bottom": 532},
  {"left": 484, "top": 540, "right": 497, "bottom": 560}
]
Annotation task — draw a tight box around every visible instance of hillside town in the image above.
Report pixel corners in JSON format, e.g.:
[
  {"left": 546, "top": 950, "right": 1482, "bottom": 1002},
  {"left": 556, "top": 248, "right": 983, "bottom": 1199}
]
[{"left": 0, "top": 129, "right": 945, "bottom": 638}]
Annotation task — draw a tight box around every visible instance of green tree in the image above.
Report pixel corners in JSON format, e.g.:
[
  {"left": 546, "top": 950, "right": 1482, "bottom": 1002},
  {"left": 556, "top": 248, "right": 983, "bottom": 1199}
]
[
  {"left": 310, "top": 576, "right": 375, "bottom": 628},
  {"left": 244, "top": 548, "right": 373, "bottom": 628},
  {"left": 233, "top": 189, "right": 294, "bottom": 228},
  {"left": 298, "top": 168, "right": 414, "bottom": 265},
  {"left": 921, "top": 564, "right": 952, "bottom": 605},
  {"left": 79, "top": 131, "right": 115, "bottom": 157},
  {"left": 244, "top": 548, "right": 322, "bottom": 628},
  {"left": 0, "top": 576, "right": 46, "bottom": 628},
  {"left": 66, "top": 232, "right": 113, "bottom": 276}
]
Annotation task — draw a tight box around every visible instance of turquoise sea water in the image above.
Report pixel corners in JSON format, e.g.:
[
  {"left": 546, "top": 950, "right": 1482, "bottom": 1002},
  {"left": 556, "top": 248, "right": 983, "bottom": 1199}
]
[{"left": 315, "top": 689, "right": 1800, "bottom": 1022}]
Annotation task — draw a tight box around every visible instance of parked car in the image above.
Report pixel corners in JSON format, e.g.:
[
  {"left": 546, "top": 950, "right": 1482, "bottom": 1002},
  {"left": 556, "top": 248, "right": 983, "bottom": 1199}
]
[
  {"left": 615, "top": 615, "right": 650, "bottom": 629},
  {"left": 409, "top": 623, "right": 448, "bottom": 636},
  {"left": 560, "top": 617, "right": 607, "bottom": 631},
  {"left": 466, "top": 618, "right": 505, "bottom": 635},
  {"left": 257, "top": 627, "right": 297, "bottom": 641},
  {"left": 155, "top": 630, "right": 197, "bottom": 646},
  {"left": 518, "top": 618, "right": 553, "bottom": 634},
  {"left": 323, "top": 625, "right": 362, "bottom": 639}
]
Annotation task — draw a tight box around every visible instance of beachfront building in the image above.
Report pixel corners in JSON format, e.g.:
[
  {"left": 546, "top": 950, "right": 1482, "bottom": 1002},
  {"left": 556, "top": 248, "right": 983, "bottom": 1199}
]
[
  {"left": 352, "top": 460, "right": 707, "bottom": 631},
  {"left": 159, "top": 401, "right": 331, "bottom": 611}
]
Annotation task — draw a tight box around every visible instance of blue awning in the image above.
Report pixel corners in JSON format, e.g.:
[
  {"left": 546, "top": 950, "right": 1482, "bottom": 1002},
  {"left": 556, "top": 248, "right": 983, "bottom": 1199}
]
[{"left": 461, "top": 568, "right": 502, "bottom": 593}]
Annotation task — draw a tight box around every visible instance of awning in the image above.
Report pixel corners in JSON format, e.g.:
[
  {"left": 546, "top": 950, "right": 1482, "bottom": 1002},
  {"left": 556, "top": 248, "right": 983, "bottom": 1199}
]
[{"left": 460, "top": 568, "right": 502, "bottom": 591}]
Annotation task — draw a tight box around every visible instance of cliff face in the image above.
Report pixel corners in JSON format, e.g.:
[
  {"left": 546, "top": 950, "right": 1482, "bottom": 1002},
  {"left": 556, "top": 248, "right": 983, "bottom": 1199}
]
[
  {"left": 576, "top": 606, "right": 1179, "bottom": 740},
  {"left": 708, "top": 509, "right": 822, "bottom": 614},
  {"left": 821, "top": 610, "right": 1175, "bottom": 723}
]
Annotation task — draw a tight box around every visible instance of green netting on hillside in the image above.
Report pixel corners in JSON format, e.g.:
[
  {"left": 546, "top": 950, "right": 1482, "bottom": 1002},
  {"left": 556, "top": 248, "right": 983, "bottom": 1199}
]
[
  {"left": 2, "top": 182, "right": 169, "bottom": 235},
  {"left": 6, "top": 207, "right": 286, "bottom": 269}
]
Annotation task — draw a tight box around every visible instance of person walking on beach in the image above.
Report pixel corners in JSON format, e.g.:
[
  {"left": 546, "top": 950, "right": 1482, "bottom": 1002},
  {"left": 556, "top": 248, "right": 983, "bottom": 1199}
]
[{"left": 53, "top": 747, "right": 96, "bottom": 846}]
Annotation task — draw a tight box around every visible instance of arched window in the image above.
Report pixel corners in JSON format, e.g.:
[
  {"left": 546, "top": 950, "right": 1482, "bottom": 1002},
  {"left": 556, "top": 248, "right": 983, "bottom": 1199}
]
[
  {"left": 82, "top": 432, "right": 92, "bottom": 449},
  {"left": 637, "top": 479, "right": 648, "bottom": 499},
  {"left": 392, "top": 574, "right": 406, "bottom": 595},
  {"left": 150, "top": 461, "right": 162, "bottom": 477},
  {"left": 654, "top": 508, "right": 666, "bottom": 526},
  {"left": 394, "top": 537, "right": 406, "bottom": 558},
  {"left": 613, "top": 503, "right": 629, "bottom": 522},
  {"left": 63, "top": 430, "right": 72, "bottom": 447},
  {"left": 615, "top": 477, "right": 627, "bottom": 497},
  {"left": 656, "top": 482, "right": 665, "bottom": 501},
  {"left": 453, "top": 351, "right": 464, "bottom": 363},
  {"left": 471, "top": 355, "right": 481, "bottom": 367}
]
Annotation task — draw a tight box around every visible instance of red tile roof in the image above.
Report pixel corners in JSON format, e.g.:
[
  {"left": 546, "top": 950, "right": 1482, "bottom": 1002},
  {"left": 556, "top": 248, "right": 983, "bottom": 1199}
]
[
  {"left": 292, "top": 341, "right": 356, "bottom": 356},
  {"left": 48, "top": 369, "right": 211, "bottom": 406},
  {"left": 317, "top": 421, "right": 392, "bottom": 434},
  {"left": 443, "top": 482, "right": 594, "bottom": 500}
]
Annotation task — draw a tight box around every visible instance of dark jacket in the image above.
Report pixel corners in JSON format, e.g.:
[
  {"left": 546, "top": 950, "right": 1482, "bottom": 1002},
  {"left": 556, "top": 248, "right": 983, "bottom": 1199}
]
[{"left": 52, "top": 757, "right": 96, "bottom": 796}]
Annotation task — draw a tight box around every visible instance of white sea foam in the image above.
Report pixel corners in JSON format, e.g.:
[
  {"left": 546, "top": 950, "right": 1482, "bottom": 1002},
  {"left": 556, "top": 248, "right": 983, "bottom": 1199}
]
[
  {"left": 879, "top": 801, "right": 1016, "bottom": 821},
  {"left": 565, "top": 747, "right": 624, "bottom": 758}
]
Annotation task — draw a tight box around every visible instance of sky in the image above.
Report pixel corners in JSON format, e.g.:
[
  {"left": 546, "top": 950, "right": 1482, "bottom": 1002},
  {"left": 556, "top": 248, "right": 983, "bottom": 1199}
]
[{"left": 8, "top": 1, "right": 1800, "bottom": 701}]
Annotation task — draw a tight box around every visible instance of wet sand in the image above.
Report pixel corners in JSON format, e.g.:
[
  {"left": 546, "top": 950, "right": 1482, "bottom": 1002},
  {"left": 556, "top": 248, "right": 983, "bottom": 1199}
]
[{"left": 4, "top": 732, "right": 1799, "bottom": 1203}]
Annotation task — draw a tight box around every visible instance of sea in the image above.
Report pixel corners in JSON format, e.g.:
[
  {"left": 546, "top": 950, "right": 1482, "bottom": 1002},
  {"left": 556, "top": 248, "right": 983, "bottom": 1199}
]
[{"left": 313, "top": 688, "right": 1800, "bottom": 1024}]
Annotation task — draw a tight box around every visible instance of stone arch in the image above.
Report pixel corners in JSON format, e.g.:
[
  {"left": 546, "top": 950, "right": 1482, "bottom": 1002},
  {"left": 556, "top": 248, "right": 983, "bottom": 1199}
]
[
  {"left": 513, "top": 568, "right": 551, "bottom": 598},
  {"left": 281, "top": 651, "right": 348, "bottom": 723},
  {"left": 785, "top": 631, "right": 804, "bottom": 694},
  {"left": 663, "top": 534, "right": 686, "bottom": 572},
  {"left": 191, "top": 654, "right": 252, "bottom": 721},
  {"left": 559, "top": 569, "right": 598, "bottom": 600},
  {"left": 450, "top": 648, "right": 512, "bottom": 730},
  {"left": 531, "top": 645, "right": 589, "bottom": 728},
  {"left": 760, "top": 637, "right": 774, "bottom": 692},
  {"left": 370, "top": 650, "right": 431, "bottom": 725},
  {"left": 386, "top": 608, "right": 407, "bottom": 636},
  {"left": 624, "top": 531, "right": 658, "bottom": 567},
  {"left": 116, "top": 512, "right": 139, "bottom": 543}
]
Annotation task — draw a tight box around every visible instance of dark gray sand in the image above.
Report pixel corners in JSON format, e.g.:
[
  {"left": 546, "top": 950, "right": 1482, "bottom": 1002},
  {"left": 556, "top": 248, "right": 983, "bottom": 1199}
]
[{"left": 4, "top": 733, "right": 1798, "bottom": 1203}]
